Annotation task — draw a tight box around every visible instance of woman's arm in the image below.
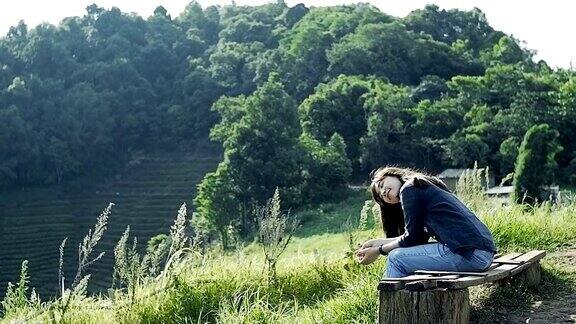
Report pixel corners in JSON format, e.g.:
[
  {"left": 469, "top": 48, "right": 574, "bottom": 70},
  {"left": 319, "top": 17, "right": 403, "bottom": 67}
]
[
  {"left": 396, "top": 186, "right": 427, "bottom": 248},
  {"left": 359, "top": 237, "right": 397, "bottom": 249},
  {"left": 380, "top": 237, "right": 400, "bottom": 253}
]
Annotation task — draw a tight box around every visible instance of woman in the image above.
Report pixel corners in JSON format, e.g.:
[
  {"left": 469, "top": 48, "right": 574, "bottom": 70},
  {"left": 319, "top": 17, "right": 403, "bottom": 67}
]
[{"left": 356, "top": 166, "right": 496, "bottom": 278}]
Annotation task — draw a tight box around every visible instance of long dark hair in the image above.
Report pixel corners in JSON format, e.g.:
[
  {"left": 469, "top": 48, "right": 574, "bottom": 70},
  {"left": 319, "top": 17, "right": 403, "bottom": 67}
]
[{"left": 369, "top": 166, "right": 449, "bottom": 238}]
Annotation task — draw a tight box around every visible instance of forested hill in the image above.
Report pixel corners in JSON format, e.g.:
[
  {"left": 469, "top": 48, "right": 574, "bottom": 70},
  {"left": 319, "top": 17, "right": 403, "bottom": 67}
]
[
  {"left": 1, "top": 1, "right": 576, "bottom": 294},
  {"left": 2, "top": 1, "right": 573, "bottom": 191}
]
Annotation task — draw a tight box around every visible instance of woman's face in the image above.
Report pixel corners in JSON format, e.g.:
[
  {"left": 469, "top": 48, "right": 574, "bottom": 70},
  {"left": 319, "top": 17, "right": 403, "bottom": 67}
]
[{"left": 376, "top": 176, "right": 402, "bottom": 204}]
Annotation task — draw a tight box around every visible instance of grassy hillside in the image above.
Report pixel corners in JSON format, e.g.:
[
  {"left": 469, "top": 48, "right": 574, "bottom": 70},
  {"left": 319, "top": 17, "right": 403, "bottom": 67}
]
[
  {"left": 2, "top": 183, "right": 576, "bottom": 322},
  {"left": 0, "top": 151, "right": 221, "bottom": 297}
]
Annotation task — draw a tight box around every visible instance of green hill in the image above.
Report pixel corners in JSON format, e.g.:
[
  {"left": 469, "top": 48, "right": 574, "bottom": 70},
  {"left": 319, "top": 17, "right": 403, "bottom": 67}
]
[{"left": 0, "top": 152, "right": 221, "bottom": 297}]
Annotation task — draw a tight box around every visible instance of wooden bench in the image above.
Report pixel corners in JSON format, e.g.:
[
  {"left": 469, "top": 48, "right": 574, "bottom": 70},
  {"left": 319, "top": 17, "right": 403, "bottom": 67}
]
[{"left": 377, "top": 250, "right": 546, "bottom": 324}]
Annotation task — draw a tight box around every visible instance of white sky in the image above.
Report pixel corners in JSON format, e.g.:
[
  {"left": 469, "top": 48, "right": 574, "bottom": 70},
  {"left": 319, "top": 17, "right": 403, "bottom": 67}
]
[{"left": 0, "top": 0, "right": 574, "bottom": 69}]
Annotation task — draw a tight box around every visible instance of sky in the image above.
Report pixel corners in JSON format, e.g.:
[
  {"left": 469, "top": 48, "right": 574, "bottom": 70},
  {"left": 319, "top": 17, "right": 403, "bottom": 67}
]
[{"left": 0, "top": 0, "right": 574, "bottom": 69}]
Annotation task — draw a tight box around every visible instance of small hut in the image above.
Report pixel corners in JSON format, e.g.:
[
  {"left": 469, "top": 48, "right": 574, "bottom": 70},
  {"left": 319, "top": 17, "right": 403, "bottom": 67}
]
[
  {"left": 436, "top": 168, "right": 495, "bottom": 192},
  {"left": 485, "top": 186, "right": 514, "bottom": 197}
]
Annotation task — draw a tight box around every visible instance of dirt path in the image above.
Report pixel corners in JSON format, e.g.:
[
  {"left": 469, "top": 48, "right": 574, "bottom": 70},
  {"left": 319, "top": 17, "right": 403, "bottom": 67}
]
[{"left": 506, "top": 249, "right": 576, "bottom": 323}]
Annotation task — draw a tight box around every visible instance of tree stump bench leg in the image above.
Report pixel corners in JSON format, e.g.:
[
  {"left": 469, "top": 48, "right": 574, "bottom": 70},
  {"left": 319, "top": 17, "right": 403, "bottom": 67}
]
[
  {"left": 377, "top": 254, "right": 545, "bottom": 323},
  {"left": 512, "top": 261, "right": 541, "bottom": 287},
  {"left": 379, "top": 289, "right": 470, "bottom": 324}
]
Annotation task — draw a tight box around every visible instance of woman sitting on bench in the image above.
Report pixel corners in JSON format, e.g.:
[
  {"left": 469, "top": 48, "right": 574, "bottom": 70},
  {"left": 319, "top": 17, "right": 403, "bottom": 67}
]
[{"left": 356, "top": 166, "right": 497, "bottom": 278}]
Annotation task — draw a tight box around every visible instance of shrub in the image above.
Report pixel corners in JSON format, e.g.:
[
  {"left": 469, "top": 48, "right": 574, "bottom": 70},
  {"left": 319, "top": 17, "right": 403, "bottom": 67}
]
[{"left": 513, "top": 124, "right": 562, "bottom": 204}]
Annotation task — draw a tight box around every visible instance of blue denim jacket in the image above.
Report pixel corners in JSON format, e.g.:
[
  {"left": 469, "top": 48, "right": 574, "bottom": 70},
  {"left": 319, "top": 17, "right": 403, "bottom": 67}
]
[{"left": 397, "top": 182, "right": 497, "bottom": 254}]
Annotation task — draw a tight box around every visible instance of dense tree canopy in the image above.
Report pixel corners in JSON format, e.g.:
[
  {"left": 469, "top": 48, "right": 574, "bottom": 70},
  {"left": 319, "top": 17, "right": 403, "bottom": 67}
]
[{"left": 1, "top": 2, "right": 574, "bottom": 230}]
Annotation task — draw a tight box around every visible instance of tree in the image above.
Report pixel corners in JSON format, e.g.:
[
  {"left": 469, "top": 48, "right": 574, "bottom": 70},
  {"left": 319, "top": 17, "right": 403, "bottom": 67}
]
[
  {"left": 404, "top": 5, "right": 504, "bottom": 54},
  {"left": 556, "top": 77, "right": 576, "bottom": 171},
  {"left": 281, "top": 3, "right": 308, "bottom": 27},
  {"left": 359, "top": 81, "right": 415, "bottom": 170},
  {"left": 278, "top": 22, "right": 331, "bottom": 100},
  {"left": 513, "top": 124, "right": 562, "bottom": 204},
  {"left": 411, "top": 98, "right": 464, "bottom": 141},
  {"left": 498, "top": 137, "right": 519, "bottom": 175},
  {"left": 208, "top": 41, "right": 263, "bottom": 95},
  {"left": 0, "top": 106, "right": 35, "bottom": 187},
  {"left": 445, "top": 133, "right": 490, "bottom": 168},
  {"left": 278, "top": 4, "right": 392, "bottom": 100},
  {"left": 206, "top": 73, "right": 305, "bottom": 234},
  {"left": 300, "top": 132, "right": 351, "bottom": 202},
  {"left": 411, "top": 75, "right": 449, "bottom": 102},
  {"left": 194, "top": 163, "right": 240, "bottom": 250},
  {"left": 299, "top": 75, "right": 374, "bottom": 170},
  {"left": 405, "top": 98, "right": 465, "bottom": 170},
  {"left": 327, "top": 22, "right": 415, "bottom": 84},
  {"left": 481, "top": 35, "right": 534, "bottom": 67},
  {"left": 327, "top": 22, "right": 480, "bottom": 85}
]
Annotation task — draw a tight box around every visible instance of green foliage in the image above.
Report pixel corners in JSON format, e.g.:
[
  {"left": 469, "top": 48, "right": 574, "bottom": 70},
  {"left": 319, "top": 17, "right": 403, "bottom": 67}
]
[
  {"left": 256, "top": 188, "right": 299, "bottom": 282},
  {"left": 412, "top": 98, "right": 463, "bottom": 140},
  {"left": 513, "top": 124, "right": 563, "bottom": 204},
  {"left": 455, "top": 163, "right": 490, "bottom": 212},
  {"left": 278, "top": 4, "right": 392, "bottom": 99},
  {"left": 446, "top": 132, "right": 490, "bottom": 167},
  {"left": 197, "top": 74, "right": 304, "bottom": 241},
  {"left": 482, "top": 35, "right": 534, "bottom": 66},
  {"left": 299, "top": 132, "right": 352, "bottom": 202},
  {"left": 215, "top": 73, "right": 303, "bottom": 206},
  {"left": 194, "top": 163, "right": 242, "bottom": 250},
  {"left": 411, "top": 75, "right": 449, "bottom": 102},
  {"left": 194, "top": 164, "right": 240, "bottom": 250},
  {"left": 299, "top": 75, "right": 373, "bottom": 166},
  {"left": 113, "top": 226, "right": 144, "bottom": 303},
  {"left": 1, "top": 261, "right": 32, "bottom": 318},
  {"left": 208, "top": 41, "right": 262, "bottom": 95},
  {"left": 498, "top": 137, "right": 520, "bottom": 174},
  {"left": 1, "top": 1, "right": 572, "bottom": 191},
  {"left": 298, "top": 76, "right": 424, "bottom": 172},
  {"left": 359, "top": 80, "right": 415, "bottom": 170},
  {"left": 0, "top": 106, "right": 33, "bottom": 185},
  {"left": 146, "top": 234, "right": 168, "bottom": 255},
  {"left": 328, "top": 21, "right": 481, "bottom": 85},
  {"left": 404, "top": 4, "right": 504, "bottom": 55}
]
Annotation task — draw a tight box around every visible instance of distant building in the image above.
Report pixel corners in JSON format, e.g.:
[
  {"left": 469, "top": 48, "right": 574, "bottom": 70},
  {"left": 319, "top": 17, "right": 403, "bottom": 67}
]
[
  {"left": 485, "top": 185, "right": 514, "bottom": 197},
  {"left": 484, "top": 185, "right": 514, "bottom": 205},
  {"left": 436, "top": 168, "right": 495, "bottom": 192},
  {"left": 485, "top": 185, "right": 560, "bottom": 203}
]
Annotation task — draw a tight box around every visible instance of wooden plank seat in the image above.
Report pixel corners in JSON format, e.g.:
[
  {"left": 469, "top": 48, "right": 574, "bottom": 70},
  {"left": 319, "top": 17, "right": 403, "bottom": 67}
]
[{"left": 378, "top": 250, "right": 546, "bottom": 323}]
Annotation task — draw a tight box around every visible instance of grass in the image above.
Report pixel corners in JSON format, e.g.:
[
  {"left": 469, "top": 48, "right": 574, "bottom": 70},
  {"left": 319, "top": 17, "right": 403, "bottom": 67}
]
[
  {"left": 482, "top": 203, "right": 576, "bottom": 251},
  {"left": 2, "top": 185, "right": 576, "bottom": 323},
  {"left": 292, "top": 189, "right": 371, "bottom": 237}
]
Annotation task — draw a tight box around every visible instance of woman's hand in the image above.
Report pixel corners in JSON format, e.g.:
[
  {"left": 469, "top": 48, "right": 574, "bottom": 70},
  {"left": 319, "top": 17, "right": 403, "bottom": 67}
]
[{"left": 355, "top": 246, "right": 380, "bottom": 265}]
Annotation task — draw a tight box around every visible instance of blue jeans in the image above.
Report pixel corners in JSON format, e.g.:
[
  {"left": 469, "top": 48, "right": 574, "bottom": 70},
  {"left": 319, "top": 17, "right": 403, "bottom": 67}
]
[{"left": 385, "top": 243, "right": 494, "bottom": 278}]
